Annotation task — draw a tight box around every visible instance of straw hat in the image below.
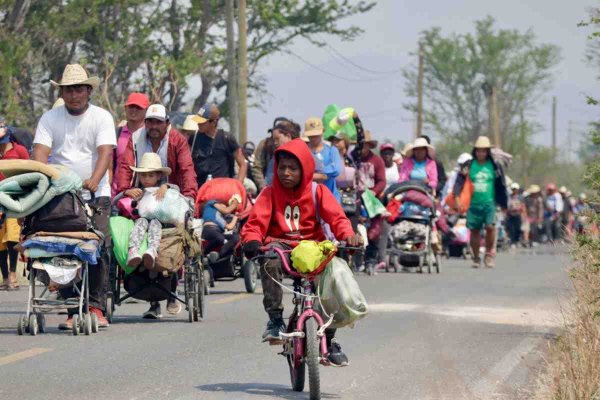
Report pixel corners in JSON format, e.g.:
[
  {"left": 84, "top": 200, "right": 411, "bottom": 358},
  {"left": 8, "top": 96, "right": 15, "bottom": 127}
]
[
  {"left": 510, "top": 182, "right": 520, "bottom": 191},
  {"left": 473, "top": 136, "right": 492, "bottom": 149},
  {"left": 406, "top": 137, "right": 435, "bottom": 159},
  {"left": 363, "top": 130, "right": 378, "bottom": 148},
  {"left": 182, "top": 115, "right": 198, "bottom": 131},
  {"left": 401, "top": 142, "right": 413, "bottom": 157},
  {"left": 559, "top": 186, "right": 568, "bottom": 194},
  {"left": 50, "top": 64, "right": 100, "bottom": 90},
  {"left": 129, "top": 152, "right": 171, "bottom": 176},
  {"left": 528, "top": 184, "right": 541, "bottom": 194}
]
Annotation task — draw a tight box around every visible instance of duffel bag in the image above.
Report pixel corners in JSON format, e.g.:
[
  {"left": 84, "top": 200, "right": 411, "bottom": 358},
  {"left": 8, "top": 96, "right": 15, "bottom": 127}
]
[
  {"left": 155, "top": 225, "right": 186, "bottom": 273},
  {"left": 24, "top": 191, "right": 90, "bottom": 235}
]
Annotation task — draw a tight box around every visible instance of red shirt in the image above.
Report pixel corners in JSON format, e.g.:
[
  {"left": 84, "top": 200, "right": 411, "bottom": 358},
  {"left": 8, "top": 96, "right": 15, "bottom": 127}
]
[{"left": 0, "top": 141, "right": 30, "bottom": 180}]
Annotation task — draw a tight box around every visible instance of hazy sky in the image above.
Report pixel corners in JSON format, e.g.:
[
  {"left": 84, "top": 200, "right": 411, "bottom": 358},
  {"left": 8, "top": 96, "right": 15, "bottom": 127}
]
[{"left": 245, "top": 0, "right": 600, "bottom": 156}]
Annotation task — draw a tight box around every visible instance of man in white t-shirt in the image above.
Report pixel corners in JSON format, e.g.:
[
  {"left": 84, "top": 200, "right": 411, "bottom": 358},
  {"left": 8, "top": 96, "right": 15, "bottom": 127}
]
[{"left": 33, "top": 64, "right": 116, "bottom": 330}]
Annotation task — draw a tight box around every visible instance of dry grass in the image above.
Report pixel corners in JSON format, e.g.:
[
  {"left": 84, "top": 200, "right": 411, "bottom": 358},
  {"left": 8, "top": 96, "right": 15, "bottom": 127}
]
[{"left": 536, "top": 227, "right": 600, "bottom": 400}]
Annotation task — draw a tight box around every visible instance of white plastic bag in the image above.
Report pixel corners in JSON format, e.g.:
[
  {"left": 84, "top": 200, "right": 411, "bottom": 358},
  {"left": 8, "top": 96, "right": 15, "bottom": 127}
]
[
  {"left": 136, "top": 187, "right": 192, "bottom": 225},
  {"left": 317, "top": 257, "right": 368, "bottom": 329}
]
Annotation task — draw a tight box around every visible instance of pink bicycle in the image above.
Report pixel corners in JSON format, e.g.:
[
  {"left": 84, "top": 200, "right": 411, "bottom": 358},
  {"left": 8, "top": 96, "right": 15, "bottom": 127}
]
[{"left": 256, "top": 243, "right": 353, "bottom": 400}]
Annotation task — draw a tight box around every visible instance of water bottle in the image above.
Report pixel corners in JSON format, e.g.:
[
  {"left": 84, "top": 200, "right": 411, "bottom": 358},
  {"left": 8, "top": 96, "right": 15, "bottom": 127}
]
[{"left": 207, "top": 174, "right": 213, "bottom": 181}]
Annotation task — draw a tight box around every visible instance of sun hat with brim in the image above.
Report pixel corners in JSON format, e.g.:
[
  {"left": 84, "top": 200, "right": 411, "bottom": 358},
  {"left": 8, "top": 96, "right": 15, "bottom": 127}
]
[
  {"left": 401, "top": 142, "right": 413, "bottom": 157},
  {"left": 51, "top": 64, "right": 100, "bottom": 90},
  {"left": 510, "top": 182, "right": 520, "bottom": 191},
  {"left": 528, "top": 184, "right": 541, "bottom": 194},
  {"left": 405, "top": 137, "right": 435, "bottom": 159},
  {"left": 304, "top": 117, "right": 324, "bottom": 137},
  {"left": 182, "top": 115, "right": 198, "bottom": 131},
  {"left": 363, "top": 130, "right": 378, "bottom": 148},
  {"left": 130, "top": 152, "right": 171, "bottom": 176},
  {"left": 559, "top": 186, "right": 568, "bottom": 194},
  {"left": 473, "top": 136, "right": 492, "bottom": 149}
]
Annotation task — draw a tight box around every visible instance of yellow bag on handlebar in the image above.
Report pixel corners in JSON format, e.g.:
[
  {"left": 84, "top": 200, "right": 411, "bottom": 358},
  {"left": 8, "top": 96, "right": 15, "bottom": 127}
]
[{"left": 291, "top": 240, "right": 336, "bottom": 274}]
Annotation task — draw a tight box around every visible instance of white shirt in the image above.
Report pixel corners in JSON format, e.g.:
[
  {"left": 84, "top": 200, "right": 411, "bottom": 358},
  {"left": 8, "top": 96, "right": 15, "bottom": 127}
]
[
  {"left": 384, "top": 165, "right": 400, "bottom": 189},
  {"left": 34, "top": 104, "right": 116, "bottom": 197}
]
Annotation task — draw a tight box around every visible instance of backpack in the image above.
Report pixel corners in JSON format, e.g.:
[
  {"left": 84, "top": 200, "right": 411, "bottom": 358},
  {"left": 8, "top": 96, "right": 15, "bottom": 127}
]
[
  {"left": 24, "top": 191, "right": 90, "bottom": 235},
  {"left": 155, "top": 226, "right": 186, "bottom": 274}
]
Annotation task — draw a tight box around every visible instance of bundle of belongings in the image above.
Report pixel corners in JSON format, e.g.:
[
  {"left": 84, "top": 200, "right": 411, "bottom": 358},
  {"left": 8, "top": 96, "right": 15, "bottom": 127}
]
[
  {"left": 386, "top": 189, "right": 433, "bottom": 223},
  {"left": 390, "top": 220, "right": 429, "bottom": 244},
  {"left": 0, "top": 160, "right": 98, "bottom": 288},
  {"left": 116, "top": 187, "right": 194, "bottom": 225}
]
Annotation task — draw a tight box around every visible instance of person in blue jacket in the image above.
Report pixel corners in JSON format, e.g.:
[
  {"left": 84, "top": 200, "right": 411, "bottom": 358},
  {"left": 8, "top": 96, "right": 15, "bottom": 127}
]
[{"left": 303, "top": 117, "right": 342, "bottom": 203}]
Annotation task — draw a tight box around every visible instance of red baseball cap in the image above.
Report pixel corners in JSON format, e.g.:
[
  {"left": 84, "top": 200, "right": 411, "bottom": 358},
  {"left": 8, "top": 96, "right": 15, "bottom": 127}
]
[
  {"left": 125, "top": 92, "right": 150, "bottom": 109},
  {"left": 380, "top": 143, "right": 395, "bottom": 152}
]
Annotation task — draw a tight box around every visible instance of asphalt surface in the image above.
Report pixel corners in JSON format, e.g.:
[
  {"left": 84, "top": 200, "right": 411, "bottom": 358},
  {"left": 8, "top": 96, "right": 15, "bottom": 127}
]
[{"left": 0, "top": 245, "right": 569, "bottom": 400}]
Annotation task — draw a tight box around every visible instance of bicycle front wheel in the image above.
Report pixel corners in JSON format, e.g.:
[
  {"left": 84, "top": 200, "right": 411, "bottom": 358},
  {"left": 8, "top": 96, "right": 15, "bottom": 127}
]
[
  {"left": 306, "top": 317, "right": 321, "bottom": 400},
  {"left": 287, "top": 319, "right": 305, "bottom": 392}
]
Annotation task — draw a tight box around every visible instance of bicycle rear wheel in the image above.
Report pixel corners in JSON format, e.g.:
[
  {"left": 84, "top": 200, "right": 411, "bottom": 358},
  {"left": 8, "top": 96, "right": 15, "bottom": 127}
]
[
  {"left": 306, "top": 317, "right": 321, "bottom": 400},
  {"left": 286, "top": 318, "right": 305, "bottom": 392}
]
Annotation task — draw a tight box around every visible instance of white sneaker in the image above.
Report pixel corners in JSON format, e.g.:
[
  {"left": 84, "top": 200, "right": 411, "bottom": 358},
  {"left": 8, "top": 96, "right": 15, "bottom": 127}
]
[{"left": 142, "top": 249, "right": 157, "bottom": 270}]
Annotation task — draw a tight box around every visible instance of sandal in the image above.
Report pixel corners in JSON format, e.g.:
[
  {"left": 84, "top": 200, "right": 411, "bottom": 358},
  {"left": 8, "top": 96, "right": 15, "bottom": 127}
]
[
  {"left": 484, "top": 253, "right": 495, "bottom": 268},
  {"left": 472, "top": 256, "right": 481, "bottom": 269},
  {"left": 0, "top": 281, "right": 9, "bottom": 291}
]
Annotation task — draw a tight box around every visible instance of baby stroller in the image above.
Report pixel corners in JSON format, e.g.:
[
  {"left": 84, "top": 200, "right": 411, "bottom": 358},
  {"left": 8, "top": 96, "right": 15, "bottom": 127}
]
[
  {"left": 196, "top": 178, "right": 260, "bottom": 294},
  {"left": 386, "top": 182, "right": 441, "bottom": 274},
  {"left": 106, "top": 192, "right": 205, "bottom": 324},
  {"left": 443, "top": 214, "right": 471, "bottom": 259},
  {"left": 17, "top": 190, "right": 104, "bottom": 336}
]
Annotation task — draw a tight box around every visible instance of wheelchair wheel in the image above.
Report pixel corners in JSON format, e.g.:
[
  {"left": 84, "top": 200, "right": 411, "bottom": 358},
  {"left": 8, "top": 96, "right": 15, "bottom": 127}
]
[
  {"left": 243, "top": 260, "right": 258, "bottom": 293},
  {"left": 198, "top": 267, "right": 206, "bottom": 320}
]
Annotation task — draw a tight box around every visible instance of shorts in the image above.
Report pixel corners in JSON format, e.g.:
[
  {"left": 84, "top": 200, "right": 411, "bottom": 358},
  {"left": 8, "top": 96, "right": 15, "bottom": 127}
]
[{"left": 466, "top": 203, "right": 496, "bottom": 230}]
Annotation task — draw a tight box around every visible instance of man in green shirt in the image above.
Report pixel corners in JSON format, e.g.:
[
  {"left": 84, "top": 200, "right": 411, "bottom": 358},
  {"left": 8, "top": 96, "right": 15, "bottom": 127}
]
[{"left": 453, "top": 136, "right": 508, "bottom": 269}]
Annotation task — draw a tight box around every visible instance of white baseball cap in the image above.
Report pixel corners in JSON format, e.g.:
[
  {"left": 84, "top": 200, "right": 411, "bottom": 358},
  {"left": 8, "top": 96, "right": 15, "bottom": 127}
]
[{"left": 145, "top": 104, "right": 167, "bottom": 121}]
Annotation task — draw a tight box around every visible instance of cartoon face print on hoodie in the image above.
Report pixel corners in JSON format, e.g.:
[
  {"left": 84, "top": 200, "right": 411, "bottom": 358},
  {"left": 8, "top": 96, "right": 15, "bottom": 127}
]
[{"left": 284, "top": 203, "right": 302, "bottom": 237}]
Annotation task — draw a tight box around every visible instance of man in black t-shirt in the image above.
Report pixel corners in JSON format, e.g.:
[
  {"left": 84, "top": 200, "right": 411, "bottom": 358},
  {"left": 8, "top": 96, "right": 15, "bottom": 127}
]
[{"left": 190, "top": 103, "right": 247, "bottom": 186}]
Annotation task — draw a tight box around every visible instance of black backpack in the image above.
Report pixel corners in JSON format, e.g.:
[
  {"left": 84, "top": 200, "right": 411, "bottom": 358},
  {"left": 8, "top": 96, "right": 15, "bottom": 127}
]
[{"left": 24, "top": 191, "right": 91, "bottom": 235}]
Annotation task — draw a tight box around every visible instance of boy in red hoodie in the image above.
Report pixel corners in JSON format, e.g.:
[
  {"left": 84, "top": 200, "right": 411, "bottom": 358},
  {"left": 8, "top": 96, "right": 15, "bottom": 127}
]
[{"left": 242, "top": 138, "right": 362, "bottom": 367}]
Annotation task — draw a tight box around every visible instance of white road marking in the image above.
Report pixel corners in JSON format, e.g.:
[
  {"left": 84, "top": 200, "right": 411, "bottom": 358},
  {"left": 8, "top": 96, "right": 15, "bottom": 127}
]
[{"left": 369, "top": 303, "right": 561, "bottom": 327}]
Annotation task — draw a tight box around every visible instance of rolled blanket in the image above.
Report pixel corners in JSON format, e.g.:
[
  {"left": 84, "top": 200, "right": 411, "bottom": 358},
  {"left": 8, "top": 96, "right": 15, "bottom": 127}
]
[{"left": 0, "top": 160, "right": 82, "bottom": 218}]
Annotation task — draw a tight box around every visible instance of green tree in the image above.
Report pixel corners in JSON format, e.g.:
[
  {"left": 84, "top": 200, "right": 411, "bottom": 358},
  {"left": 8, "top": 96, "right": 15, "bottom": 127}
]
[
  {"left": 403, "top": 16, "right": 561, "bottom": 156},
  {"left": 0, "top": 0, "right": 375, "bottom": 129}
]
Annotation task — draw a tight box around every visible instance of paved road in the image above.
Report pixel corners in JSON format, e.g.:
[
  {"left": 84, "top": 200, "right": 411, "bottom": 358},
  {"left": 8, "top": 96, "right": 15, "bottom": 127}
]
[{"left": 0, "top": 245, "right": 568, "bottom": 400}]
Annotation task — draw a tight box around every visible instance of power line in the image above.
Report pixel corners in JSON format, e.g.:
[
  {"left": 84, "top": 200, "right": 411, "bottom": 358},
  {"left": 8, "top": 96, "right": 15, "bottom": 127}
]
[
  {"left": 317, "top": 35, "right": 404, "bottom": 75},
  {"left": 285, "top": 50, "right": 395, "bottom": 83}
]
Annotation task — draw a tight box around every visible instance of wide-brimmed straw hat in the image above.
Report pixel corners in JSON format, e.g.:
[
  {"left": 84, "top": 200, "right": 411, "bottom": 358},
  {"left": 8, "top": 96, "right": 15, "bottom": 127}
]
[
  {"left": 406, "top": 137, "right": 435, "bottom": 159},
  {"left": 473, "top": 135, "right": 492, "bottom": 149},
  {"left": 528, "top": 184, "right": 541, "bottom": 194},
  {"left": 401, "top": 142, "right": 413, "bottom": 156},
  {"left": 364, "top": 130, "right": 378, "bottom": 148},
  {"left": 51, "top": 64, "right": 100, "bottom": 90},
  {"left": 129, "top": 152, "right": 171, "bottom": 176}
]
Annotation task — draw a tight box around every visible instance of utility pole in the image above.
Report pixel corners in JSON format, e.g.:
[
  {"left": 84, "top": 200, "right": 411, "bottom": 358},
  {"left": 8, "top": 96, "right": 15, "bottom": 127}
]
[
  {"left": 225, "top": 0, "right": 238, "bottom": 140},
  {"left": 492, "top": 87, "right": 501, "bottom": 149},
  {"left": 481, "top": 82, "right": 501, "bottom": 148},
  {"left": 552, "top": 96, "right": 557, "bottom": 162},
  {"left": 416, "top": 42, "right": 424, "bottom": 139},
  {"left": 237, "top": 0, "right": 248, "bottom": 144},
  {"left": 520, "top": 110, "right": 528, "bottom": 186}
]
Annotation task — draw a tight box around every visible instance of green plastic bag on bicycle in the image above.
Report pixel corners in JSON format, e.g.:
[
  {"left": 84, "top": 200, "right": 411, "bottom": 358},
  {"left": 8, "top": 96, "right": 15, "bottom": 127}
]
[
  {"left": 317, "top": 257, "right": 368, "bottom": 329},
  {"left": 109, "top": 216, "right": 148, "bottom": 275},
  {"left": 291, "top": 240, "right": 336, "bottom": 274}
]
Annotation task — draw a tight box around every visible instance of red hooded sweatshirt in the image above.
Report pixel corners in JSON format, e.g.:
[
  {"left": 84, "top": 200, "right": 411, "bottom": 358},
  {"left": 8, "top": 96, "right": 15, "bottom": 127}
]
[{"left": 241, "top": 138, "right": 354, "bottom": 246}]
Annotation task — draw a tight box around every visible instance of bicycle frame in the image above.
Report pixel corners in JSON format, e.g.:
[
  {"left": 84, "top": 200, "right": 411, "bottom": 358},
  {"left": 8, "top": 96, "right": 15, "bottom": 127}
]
[{"left": 262, "top": 246, "right": 330, "bottom": 364}]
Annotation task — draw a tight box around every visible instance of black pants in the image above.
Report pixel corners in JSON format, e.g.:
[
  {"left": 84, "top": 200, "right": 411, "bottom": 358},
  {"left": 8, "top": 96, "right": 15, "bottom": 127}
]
[
  {"left": 60, "top": 196, "right": 110, "bottom": 313},
  {"left": 0, "top": 242, "right": 18, "bottom": 279},
  {"left": 506, "top": 215, "right": 521, "bottom": 244},
  {"left": 202, "top": 225, "right": 239, "bottom": 258}
]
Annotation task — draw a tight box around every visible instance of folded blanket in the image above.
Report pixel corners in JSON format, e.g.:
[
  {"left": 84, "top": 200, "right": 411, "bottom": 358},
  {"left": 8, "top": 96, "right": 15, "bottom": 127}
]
[
  {"left": 0, "top": 160, "right": 82, "bottom": 218},
  {"left": 19, "top": 236, "right": 100, "bottom": 264}
]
